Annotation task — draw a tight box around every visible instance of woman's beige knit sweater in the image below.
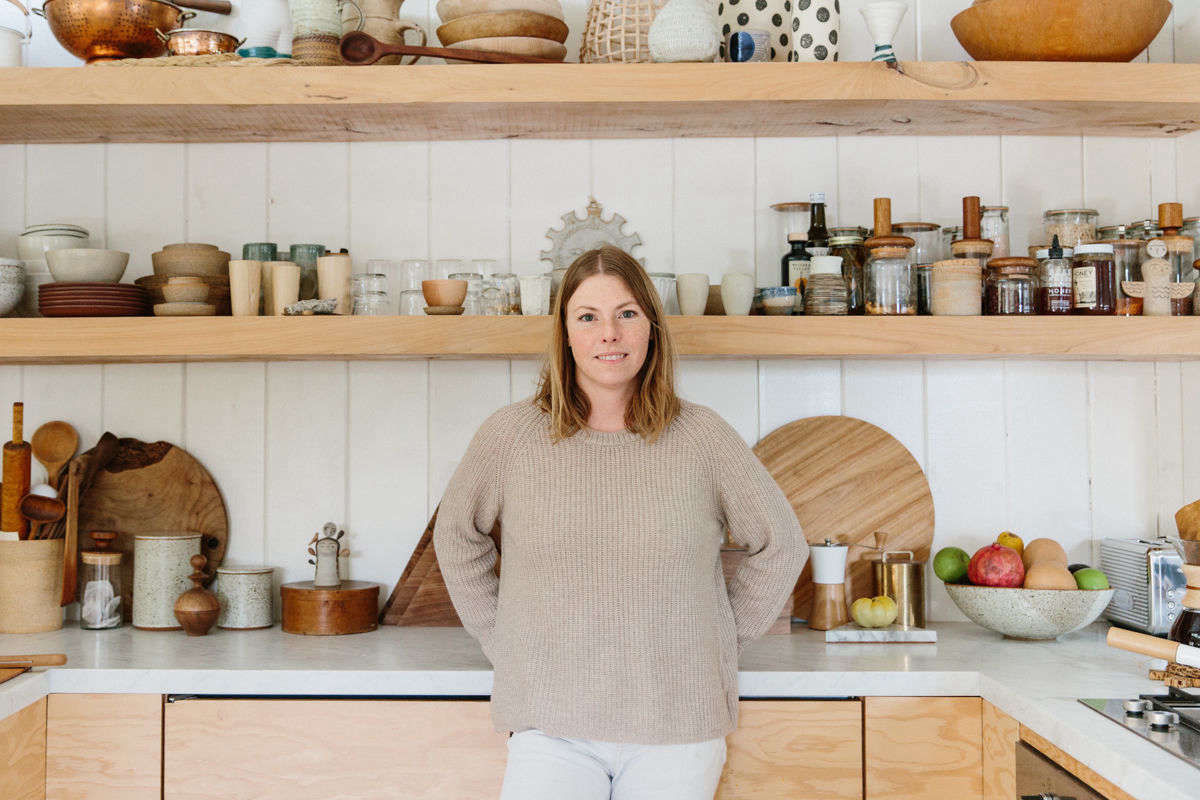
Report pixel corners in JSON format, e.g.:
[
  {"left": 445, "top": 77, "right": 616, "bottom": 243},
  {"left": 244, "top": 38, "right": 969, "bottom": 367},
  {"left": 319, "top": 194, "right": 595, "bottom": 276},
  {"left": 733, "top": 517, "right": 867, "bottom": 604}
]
[{"left": 432, "top": 398, "right": 809, "bottom": 745}]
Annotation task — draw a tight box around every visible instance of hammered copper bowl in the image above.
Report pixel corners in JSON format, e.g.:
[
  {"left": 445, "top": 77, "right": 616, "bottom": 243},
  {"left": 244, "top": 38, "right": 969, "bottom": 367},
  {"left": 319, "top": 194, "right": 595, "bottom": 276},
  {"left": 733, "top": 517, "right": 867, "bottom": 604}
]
[
  {"left": 35, "top": 0, "right": 194, "bottom": 63},
  {"left": 157, "top": 28, "right": 242, "bottom": 57}
]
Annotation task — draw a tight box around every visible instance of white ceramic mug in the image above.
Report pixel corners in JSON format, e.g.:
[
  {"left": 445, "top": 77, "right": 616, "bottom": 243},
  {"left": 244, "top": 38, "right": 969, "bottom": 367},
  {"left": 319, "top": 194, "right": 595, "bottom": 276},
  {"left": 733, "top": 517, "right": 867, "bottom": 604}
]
[
  {"left": 270, "top": 261, "right": 301, "bottom": 316},
  {"left": 720, "top": 271, "right": 755, "bottom": 316},
  {"left": 317, "top": 253, "right": 353, "bottom": 314},
  {"left": 676, "top": 273, "right": 710, "bottom": 316},
  {"left": 228, "top": 260, "right": 262, "bottom": 317}
]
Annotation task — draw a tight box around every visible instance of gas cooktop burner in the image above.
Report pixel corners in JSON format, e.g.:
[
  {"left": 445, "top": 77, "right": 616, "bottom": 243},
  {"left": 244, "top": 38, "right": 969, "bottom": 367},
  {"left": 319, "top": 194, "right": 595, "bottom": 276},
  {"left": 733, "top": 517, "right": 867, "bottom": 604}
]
[{"left": 1080, "top": 687, "right": 1200, "bottom": 768}]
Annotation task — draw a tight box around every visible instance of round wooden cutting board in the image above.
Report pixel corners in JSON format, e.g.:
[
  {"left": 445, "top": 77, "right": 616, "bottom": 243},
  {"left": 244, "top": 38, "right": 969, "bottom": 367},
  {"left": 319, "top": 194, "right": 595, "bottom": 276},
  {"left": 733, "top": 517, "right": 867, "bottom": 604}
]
[{"left": 752, "top": 416, "right": 935, "bottom": 621}]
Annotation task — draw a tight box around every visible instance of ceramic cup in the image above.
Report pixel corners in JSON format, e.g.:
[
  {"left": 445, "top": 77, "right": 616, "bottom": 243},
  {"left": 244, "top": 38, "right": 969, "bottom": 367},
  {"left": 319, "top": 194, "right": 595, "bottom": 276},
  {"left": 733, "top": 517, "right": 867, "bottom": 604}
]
[
  {"left": 719, "top": 0, "right": 794, "bottom": 62},
  {"left": 317, "top": 253, "right": 353, "bottom": 314},
  {"left": 262, "top": 260, "right": 292, "bottom": 315},
  {"left": 720, "top": 271, "right": 755, "bottom": 315},
  {"left": 795, "top": 0, "right": 839, "bottom": 62},
  {"left": 242, "top": 242, "right": 278, "bottom": 262},
  {"left": 228, "top": 260, "right": 262, "bottom": 317},
  {"left": 289, "top": 244, "right": 325, "bottom": 300},
  {"left": 214, "top": 566, "right": 275, "bottom": 629},
  {"left": 270, "top": 261, "right": 301, "bottom": 315},
  {"left": 676, "top": 273, "right": 710, "bottom": 315}
]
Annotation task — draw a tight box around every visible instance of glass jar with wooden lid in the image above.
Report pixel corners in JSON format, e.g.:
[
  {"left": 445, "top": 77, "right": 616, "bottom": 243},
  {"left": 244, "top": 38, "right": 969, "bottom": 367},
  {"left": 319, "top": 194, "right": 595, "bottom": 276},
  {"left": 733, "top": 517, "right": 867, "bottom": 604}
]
[
  {"left": 930, "top": 259, "right": 981, "bottom": 316},
  {"left": 79, "top": 531, "right": 122, "bottom": 630},
  {"left": 1104, "top": 239, "right": 1143, "bottom": 316},
  {"left": 830, "top": 233, "right": 866, "bottom": 315},
  {"left": 1044, "top": 208, "right": 1098, "bottom": 248},
  {"left": 893, "top": 222, "right": 941, "bottom": 266},
  {"left": 984, "top": 257, "right": 1038, "bottom": 315},
  {"left": 863, "top": 198, "right": 916, "bottom": 315},
  {"left": 951, "top": 196, "right": 995, "bottom": 312},
  {"left": 1157, "top": 202, "right": 1196, "bottom": 315}
]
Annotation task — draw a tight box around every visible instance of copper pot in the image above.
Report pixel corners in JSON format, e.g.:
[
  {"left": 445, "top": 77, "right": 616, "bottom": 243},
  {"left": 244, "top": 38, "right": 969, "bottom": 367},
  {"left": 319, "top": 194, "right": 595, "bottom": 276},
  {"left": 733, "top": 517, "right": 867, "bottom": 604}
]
[
  {"left": 33, "top": 0, "right": 194, "bottom": 63},
  {"left": 155, "top": 27, "right": 242, "bottom": 56}
]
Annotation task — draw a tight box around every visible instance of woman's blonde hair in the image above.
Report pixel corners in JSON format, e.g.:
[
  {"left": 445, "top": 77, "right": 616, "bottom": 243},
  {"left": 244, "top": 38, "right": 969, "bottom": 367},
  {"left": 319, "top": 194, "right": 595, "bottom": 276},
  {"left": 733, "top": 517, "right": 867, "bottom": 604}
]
[{"left": 532, "top": 246, "right": 680, "bottom": 443}]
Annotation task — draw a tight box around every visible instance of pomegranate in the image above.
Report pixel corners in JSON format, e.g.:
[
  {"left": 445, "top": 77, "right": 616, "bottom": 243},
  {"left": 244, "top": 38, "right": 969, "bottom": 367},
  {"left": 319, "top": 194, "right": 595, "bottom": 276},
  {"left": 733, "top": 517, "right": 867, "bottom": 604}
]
[{"left": 968, "top": 544, "right": 1025, "bottom": 588}]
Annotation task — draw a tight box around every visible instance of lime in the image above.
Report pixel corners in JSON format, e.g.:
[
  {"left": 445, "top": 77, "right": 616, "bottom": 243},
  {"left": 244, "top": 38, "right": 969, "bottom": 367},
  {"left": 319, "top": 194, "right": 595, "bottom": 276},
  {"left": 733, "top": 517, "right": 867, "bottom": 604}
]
[
  {"left": 933, "top": 546, "right": 971, "bottom": 584},
  {"left": 1074, "top": 568, "right": 1110, "bottom": 590}
]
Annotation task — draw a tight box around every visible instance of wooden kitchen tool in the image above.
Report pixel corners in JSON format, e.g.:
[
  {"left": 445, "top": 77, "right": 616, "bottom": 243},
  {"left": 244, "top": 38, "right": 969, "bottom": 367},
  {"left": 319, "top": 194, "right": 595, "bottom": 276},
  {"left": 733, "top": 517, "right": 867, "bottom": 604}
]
[
  {"left": 282, "top": 580, "right": 380, "bottom": 635},
  {"left": 752, "top": 416, "right": 935, "bottom": 621},
  {"left": 76, "top": 437, "right": 229, "bottom": 622},
  {"left": 2, "top": 402, "right": 31, "bottom": 538},
  {"left": 19, "top": 492, "right": 64, "bottom": 541},
  {"left": 30, "top": 421, "right": 78, "bottom": 488},
  {"left": 60, "top": 459, "right": 79, "bottom": 606},
  {"left": 0, "top": 653, "right": 67, "bottom": 687},
  {"left": 174, "top": 554, "right": 219, "bottom": 636},
  {"left": 340, "top": 30, "right": 563, "bottom": 64}
]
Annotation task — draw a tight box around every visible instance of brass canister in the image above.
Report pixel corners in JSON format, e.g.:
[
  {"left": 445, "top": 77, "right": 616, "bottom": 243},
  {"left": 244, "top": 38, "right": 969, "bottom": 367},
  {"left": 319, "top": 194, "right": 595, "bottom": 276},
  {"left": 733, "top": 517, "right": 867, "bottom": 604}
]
[{"left": 872, "top": 550, "right": 926, "bottom": 629}]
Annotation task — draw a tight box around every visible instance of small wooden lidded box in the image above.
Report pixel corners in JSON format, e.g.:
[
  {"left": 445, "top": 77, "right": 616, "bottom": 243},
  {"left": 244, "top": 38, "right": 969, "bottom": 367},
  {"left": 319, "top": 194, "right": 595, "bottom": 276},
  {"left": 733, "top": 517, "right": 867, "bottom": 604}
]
[{"left": 281, "top": 580, "right": 380, "bottom": 635}]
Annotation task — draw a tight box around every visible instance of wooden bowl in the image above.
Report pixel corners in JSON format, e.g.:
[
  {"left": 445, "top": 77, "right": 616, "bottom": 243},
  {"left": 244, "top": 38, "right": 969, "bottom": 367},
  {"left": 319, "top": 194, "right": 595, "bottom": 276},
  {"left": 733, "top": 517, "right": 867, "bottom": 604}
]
[
  {"left": 422, "top": 279, "right": 468, "bottom": 307},
  {"left": 436, "top": 10, "right": 568, "bottom": 46},
  {"left": 951, "top": 0, "right": 1172, "bottom": 62},
  {"left": 135, "top": 274, "right": 231, "bottom": 315}
]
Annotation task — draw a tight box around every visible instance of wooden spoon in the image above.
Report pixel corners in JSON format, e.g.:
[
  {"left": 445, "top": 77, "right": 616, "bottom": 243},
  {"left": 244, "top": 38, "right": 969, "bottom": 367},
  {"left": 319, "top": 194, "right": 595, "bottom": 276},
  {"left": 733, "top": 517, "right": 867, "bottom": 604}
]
[
  {"left": 19, "top": 492, "right": 65, "bottom": 540},
  {"left": 339, "top": 31, "right": 563, "bottom": 65},
  {"left": 30, "top": 421, "right": 78, "bottom": 488}
]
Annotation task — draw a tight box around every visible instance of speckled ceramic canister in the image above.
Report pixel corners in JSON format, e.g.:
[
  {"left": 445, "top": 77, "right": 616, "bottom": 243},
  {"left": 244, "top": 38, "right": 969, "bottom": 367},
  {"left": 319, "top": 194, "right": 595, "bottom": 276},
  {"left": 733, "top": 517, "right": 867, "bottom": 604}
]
[
  {"left": 214, "top": 566, "right": 275, "bottom": 630},
  {"left": 133, "top": 533, "right": 201, "bottom": 631}
]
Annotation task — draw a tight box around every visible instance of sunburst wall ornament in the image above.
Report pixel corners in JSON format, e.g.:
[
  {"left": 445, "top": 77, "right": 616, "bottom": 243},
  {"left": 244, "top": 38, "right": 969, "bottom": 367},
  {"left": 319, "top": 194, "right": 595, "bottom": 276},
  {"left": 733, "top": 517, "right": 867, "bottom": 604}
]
[{"left": 540, "top": 197, "right": 645, "bottom": 271}]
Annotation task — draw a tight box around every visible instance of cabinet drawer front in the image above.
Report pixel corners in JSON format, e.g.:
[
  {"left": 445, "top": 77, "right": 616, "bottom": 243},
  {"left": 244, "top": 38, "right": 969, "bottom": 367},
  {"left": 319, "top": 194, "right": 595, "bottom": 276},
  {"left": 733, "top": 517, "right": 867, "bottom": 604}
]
[
  {"left": 47, "top": 694, "right": 162, "bottom": 800},
  {"left": 1, "top": 697, "right": 46, "bottom": 800},
  {"left": 865, "top": 696, "right": 983, "bottom": 800},
  {"left": 718, "top": 700, "right": 863, "bottom": 800},
  {"left": 164, "top": 698, "right": 507, "bottom": 800}
]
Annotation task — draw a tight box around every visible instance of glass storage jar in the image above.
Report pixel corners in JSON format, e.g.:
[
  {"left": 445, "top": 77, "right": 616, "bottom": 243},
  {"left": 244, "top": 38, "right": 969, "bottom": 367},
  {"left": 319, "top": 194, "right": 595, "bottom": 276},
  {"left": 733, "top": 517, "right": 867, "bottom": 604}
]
[
  {"left": 490, "top": 272, "right": 521, "bottom": 314},
  {"left": 1184, "top": 218, "right": 1200, "bottom": 263},
  {"left": 352, "top": 291, "right": 391, "bottom": 316},
  {"left": 1165, "top": 236, "right": 1196, "bottom": 315},
  {"left": 1096, "top": 224, "right": 1128, "bottom": 242},
  {"left": 830, "top": 234, "right": 866, "bottom": 315},
  {"left": 1044, "top": 209, "right": 1098, "bottom": 249},
  {"left": 1071, "top": 243, "right": 1117, "bottom": 315},
  {"left": 914, "top": 265, "right": 932, "bottom": 314},
  {"left": 940, "top": 225, "right": 962, "bottom": 261},
  {"left": 79, "top": 534, "right": 122, "bottom": 630},
  {"left": 1107, "top": 239, "right": 1143, "bottom": 316},
  {"left": 893, "top": 222, "right": 941, "bottom": 267},
  {"left": 981, "top": 206, "right": 1010, "bottom": 258},
  {"left": 1035, "top": 245, "right": 1074, "bottom": 315},
  {"left": 984, "top": 258, "right": 1038, "bottom": 315},
  {"left": 1127, "top": 219, "right": 1161, "bottom": 240},
  {"left": 865, "top": 246, "right": 915, "bottom": 315},
  {"left": 930, "top": 259, "right": 981, "bottom": 316}
]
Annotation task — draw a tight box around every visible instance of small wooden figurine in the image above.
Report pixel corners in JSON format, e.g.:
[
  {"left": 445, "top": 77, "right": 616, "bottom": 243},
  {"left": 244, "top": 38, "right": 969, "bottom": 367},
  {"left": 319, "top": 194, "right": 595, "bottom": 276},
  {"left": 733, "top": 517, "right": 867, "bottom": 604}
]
[
  {"left": 173, "top": 554, "right": 219, "bottom": 636},
  {"left": 307, "top": 522, "right": 347, "bottom": 588},
  {"left": 1121, "top": 258, "right": 1196, "bottom": 317}
]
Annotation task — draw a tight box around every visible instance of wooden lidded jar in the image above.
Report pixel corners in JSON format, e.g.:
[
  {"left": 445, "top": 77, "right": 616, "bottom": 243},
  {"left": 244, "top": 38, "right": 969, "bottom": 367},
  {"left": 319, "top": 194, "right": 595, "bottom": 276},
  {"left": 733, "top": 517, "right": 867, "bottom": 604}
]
[
  {"left": 863, "top": 198, "right": 917, "bottom": 315},
  {"left": 174, "top": 554, "right": 220, "bottom": 636}
]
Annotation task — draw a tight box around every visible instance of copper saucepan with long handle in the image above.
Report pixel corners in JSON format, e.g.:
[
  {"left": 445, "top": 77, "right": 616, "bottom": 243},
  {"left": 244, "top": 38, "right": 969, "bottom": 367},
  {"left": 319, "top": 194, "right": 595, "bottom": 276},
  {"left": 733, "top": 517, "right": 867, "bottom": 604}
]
[{"left": 34, "top": 0, "right": 196, "bottom": 63}]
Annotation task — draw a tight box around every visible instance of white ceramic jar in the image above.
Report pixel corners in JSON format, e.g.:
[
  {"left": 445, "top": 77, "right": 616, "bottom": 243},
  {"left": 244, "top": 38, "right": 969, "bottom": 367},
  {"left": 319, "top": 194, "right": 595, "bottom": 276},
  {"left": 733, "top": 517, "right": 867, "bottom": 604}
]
[
  {"left": 0, "top": 0, "right": 30, "bottom": 68},
  {"left": 214, "top": 566, "right": 275, "bottom": 629},
  {"left": 676, "top": 273, "right": 710, "bottom": 315},
  {"left": 720, "top": 271, "right": 755, "bottom": 315},
  {"left": 18, "top": 224, "right": 90, "bottom": 264},
  {"left": 133, "top": 533, "right": 200, "bottom": 631}
]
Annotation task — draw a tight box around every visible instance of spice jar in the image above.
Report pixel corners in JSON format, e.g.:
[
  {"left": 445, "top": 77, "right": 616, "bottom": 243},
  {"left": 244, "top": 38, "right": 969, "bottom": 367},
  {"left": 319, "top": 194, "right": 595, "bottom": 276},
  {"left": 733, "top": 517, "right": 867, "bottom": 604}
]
[
  {"left": 830, "top": 234, "right": 866, "bottom": 315},
  {"left": 930, "top": 259, "right": 981, "bottom": 316},
  {"left": 79, "top": 532, "right": 122, "bottom": 630},
  {"left": 1035, "top": 238, "right": 1073, "bottom": 315},
  {"left": 893, "top": 222, "right": 941, "bottom": 266},
  {"left": 1044, "top": 209, "right": 1098, "bottom": 248},
  {"left": 1106, "top": 239, "right": 1143, "bottom": 316},
  {"left": 865, "top": 247, "right": 915, "bottom": 315},
  {"left": 981, "top": 206, "right": 1010, "bottom": 258},
  {"left": 985, "top": 257, "right": 1038, "bottom": 315},
  {"left": 1071, "top": 243, "right": 1117, "bottom": 315},
  {"left": 805, "top": 255, "right": 848, "bottom": 315}
]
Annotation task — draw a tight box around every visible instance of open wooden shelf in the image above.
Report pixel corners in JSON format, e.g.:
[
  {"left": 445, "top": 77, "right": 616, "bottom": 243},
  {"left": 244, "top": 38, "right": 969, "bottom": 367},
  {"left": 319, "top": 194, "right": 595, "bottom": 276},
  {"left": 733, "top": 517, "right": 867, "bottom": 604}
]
[
  {"left": 0, "top": 316, "right": 1198, "bottom": 363},
  {"left": 2, "top": 61, "right": 1199, "bottom": 143}
]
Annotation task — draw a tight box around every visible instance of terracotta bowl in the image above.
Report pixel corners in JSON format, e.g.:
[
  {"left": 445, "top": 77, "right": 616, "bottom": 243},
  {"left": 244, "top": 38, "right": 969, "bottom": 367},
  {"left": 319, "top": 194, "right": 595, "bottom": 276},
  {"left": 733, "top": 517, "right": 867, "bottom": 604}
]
[
  {"left": 944, "top": 583, "right": 1115, "bottom": 640},
  {"left": 951, "top": 0, "right": 1172, "bottom": 62},
  {"left": 422, "top": 279, "right": 468, "bottom": 307}
]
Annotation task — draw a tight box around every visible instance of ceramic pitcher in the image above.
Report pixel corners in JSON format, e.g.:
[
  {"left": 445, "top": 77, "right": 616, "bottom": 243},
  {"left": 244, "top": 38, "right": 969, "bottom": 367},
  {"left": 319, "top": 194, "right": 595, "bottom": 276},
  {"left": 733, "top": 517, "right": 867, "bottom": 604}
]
[
  {"left": 0, "top": 0, "right": 31, "bottom": 68},
  {"left": 341, "top": 0, "right": 426, "bottom": 64}
]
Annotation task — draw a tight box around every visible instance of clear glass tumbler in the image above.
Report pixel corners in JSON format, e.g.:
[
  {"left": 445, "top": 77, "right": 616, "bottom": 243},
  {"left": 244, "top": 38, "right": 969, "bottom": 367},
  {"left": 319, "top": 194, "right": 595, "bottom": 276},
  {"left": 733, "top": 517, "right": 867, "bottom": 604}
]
[
  {"left": 398, "top": 289, "right": 425, "bottom": 316},
  {"left": 399, "top": 259, "right": 430, "bottom": 291}
]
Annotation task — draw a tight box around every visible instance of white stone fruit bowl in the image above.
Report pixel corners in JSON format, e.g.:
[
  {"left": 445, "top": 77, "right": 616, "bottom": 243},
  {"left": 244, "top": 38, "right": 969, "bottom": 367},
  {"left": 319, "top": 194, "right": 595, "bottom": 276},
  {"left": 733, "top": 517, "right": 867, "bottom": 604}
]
[{"left": 944, "top": 583, "right": 1115, "bottom": 640}]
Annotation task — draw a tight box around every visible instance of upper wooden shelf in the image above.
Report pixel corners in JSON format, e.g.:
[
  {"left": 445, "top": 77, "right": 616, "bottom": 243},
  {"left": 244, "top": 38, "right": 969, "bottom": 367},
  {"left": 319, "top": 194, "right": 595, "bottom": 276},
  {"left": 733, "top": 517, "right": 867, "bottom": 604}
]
[
  {"left": 2, "top": 61, "right": 1199, "bottom": 143},
  {"left": 0, "top": 316, "right": 1197, "bottom": 363}
]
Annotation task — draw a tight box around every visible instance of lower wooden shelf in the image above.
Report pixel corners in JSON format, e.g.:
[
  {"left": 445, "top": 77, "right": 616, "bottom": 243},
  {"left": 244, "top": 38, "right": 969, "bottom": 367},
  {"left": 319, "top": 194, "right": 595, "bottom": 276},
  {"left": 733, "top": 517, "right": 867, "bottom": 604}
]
[{"left": 0, "top": 316, "right": 1197, "bottom": 363}]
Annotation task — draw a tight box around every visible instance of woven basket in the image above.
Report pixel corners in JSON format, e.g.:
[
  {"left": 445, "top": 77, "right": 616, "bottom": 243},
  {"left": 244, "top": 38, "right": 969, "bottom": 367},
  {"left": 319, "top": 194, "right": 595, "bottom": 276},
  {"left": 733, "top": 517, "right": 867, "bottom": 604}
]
[
  {"left": 0, "top": 539, "right": 64, "bottom": 633},
  {"left": 581, "top": 0, "right": 668, "bottom": 63}
]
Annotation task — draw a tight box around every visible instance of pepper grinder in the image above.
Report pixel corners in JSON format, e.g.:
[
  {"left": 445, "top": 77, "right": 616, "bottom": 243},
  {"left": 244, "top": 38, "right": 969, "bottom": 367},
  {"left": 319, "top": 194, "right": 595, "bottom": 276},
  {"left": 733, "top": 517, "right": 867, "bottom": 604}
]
[{"left": 808, "top": 538, "right": 851, "bottom": 631}]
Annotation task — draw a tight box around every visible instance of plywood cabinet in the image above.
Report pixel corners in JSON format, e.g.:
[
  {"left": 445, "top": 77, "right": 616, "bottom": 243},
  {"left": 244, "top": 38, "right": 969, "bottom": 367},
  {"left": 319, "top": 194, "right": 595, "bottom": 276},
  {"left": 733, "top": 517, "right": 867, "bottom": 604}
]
[
  {"left": 718, "top": 700, "right": 863, "bottom": 800},
  {"left": 46, "top": 694, "right": 161, "bottom": 800},
  {"left": 0, "top": 698, "right": 46, "bottom": 800},
  {"left": 864, "top": 696, "right": 983, "bottom": 800}
]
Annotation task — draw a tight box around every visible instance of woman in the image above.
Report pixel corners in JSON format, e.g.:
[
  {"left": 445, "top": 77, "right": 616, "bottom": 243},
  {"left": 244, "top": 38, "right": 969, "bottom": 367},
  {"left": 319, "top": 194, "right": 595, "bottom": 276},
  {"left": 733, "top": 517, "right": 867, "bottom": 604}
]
[{"left": 433, "top": 246, "right": 808, "bottom": 799}]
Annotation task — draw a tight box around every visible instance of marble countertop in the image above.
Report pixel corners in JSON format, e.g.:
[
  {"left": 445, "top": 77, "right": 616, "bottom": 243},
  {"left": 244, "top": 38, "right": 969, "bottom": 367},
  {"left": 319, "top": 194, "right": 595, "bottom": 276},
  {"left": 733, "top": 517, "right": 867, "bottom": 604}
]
[{"left": 0, "top": 621, "right": 1187, "bottom": 800}]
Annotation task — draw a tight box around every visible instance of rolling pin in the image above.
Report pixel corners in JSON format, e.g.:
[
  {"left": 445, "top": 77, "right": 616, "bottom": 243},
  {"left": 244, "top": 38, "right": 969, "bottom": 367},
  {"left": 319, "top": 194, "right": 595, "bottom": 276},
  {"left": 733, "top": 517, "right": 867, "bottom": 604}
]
[
  {"left": 1, "top": 402, "right": 31, "bottom": 538},
  {"left": 1107, "top": 627, "right": 1200, "bottom": 669}
]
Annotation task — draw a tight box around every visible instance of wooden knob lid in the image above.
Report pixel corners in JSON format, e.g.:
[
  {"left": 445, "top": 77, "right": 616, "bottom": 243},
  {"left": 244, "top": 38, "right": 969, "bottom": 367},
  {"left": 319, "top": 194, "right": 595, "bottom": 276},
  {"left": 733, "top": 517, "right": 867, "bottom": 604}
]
[
  {"left": 873, "top": 198, "right": 892, "bottom": 238},
  {"left": 962, "top": 196, "right": 982, "bottom": 240},
  {"left": 1159, "top": 202, "right": 1183, "bottom": 231},
  {"left": 89, "top": 531, "right": 118, "bottom": 552}
]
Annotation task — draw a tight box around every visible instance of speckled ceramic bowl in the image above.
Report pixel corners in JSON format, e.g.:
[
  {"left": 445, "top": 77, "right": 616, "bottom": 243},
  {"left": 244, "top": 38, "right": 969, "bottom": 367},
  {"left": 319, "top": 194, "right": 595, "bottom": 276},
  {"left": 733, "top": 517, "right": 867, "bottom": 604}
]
[
  {"left": 0, "top": 262, "right": 25, "bottom": 317},
  {"left": 944, "top": 584, "right": 1115, "bottom": 640}
]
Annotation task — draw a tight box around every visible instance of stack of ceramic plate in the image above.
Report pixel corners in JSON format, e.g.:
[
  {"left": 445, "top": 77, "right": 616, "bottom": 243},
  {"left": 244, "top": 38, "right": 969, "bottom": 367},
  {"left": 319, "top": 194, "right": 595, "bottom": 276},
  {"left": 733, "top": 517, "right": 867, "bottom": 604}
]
[
  {"left": 38, "top": 283, "right": 150, "bottom": 317},
  {"left": 436, "top": 0, "right": 568, "bottom": 62}
]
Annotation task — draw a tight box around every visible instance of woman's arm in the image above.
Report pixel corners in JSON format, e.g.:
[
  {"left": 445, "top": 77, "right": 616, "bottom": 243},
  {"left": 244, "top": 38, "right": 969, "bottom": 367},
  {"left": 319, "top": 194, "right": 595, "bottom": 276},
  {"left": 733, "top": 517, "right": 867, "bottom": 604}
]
[
  {"left": 712, "top": 419, "right": 810, "bottom": 653},
  {"left": 432, "top": 411, "right": 508, "bottom": 661}
]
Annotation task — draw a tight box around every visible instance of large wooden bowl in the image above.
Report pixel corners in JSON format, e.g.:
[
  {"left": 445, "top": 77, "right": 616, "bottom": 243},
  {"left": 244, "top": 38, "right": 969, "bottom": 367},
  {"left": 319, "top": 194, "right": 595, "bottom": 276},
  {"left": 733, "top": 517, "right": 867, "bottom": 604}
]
[{"left": 951, "top": 0, "right": 1172, "bottom": 62}]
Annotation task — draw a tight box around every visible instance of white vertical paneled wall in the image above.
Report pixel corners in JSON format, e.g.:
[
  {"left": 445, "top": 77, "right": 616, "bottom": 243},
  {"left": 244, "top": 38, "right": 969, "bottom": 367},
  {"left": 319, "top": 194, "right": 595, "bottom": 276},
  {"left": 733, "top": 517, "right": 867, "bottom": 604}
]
[{"left": 7, "top": 3, "right": 1200, "bottom": 621}]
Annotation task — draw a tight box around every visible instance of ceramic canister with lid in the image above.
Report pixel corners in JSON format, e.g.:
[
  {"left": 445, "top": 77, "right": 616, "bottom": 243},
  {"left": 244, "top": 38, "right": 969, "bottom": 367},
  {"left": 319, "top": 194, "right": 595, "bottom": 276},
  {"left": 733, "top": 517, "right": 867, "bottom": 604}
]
[
  {"left": 214, "top": 565, "right": 275, "bottom": 629},
  {"left": 133, "top": 533, "right": 201, "bottom": 630}
]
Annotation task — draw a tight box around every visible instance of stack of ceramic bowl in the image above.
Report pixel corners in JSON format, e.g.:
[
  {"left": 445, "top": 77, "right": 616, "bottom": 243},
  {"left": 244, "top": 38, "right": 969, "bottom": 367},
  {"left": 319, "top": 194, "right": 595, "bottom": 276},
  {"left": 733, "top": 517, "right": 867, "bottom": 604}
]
[
  {"left": 0, "top": 259, "right": 24, "bottom": 317},
  {"left": 18, "top": 223, "right": 90, "bottom": 315},
  {"left": 435, "top": 0, "right": 568, "bottom": 62},
  {"left": 38, "top": 248, "right": 145, "bottom": 317},
  {"left": 145, "top": 243, "right": 231, "bottom": 315}
]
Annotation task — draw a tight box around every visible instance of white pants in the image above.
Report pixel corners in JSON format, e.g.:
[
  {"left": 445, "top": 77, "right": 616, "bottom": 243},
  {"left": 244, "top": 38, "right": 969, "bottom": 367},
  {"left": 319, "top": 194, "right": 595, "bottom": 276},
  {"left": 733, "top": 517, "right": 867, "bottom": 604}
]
[{"left": 499, "top": 729, "right": 727, "bottom": 799}]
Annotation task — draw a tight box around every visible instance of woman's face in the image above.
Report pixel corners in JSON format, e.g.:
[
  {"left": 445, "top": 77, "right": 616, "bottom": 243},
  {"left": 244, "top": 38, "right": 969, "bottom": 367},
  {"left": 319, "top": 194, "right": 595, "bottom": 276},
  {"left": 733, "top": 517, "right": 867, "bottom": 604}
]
[{"left": 565, "top": 273, "right": 651, "bottom": 395}]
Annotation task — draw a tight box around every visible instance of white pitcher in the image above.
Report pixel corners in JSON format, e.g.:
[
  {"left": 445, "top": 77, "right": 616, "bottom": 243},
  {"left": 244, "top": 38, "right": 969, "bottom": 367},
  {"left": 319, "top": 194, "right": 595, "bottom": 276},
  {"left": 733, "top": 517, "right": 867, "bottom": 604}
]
[{"left": 0, "top": 0, "right": 31, "bottom": 68}]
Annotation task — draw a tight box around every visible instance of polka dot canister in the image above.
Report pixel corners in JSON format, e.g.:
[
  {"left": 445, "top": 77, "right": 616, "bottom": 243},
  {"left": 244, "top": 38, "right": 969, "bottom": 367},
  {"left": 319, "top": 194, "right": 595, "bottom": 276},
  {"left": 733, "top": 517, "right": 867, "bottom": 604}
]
[
  {"left": 794, "top": 0, "right": 839, "bottom": 62},
  {"left": 718, "top": 0, "right": 796, "bottom": 62}
]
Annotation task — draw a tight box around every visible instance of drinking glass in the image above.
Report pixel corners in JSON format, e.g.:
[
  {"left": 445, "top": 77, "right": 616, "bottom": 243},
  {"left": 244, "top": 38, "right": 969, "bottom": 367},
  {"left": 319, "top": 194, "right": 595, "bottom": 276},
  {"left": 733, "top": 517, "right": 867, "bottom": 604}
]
[
  {"left": 399, "top": 289, "right": 424, "bottom": 315},
  {"left": 519, "top": 274, "right": 552, "bottom": 316},
  {"left": 399, "top": 259, "right": 430, "bottom": 291},
  {"left": 470, "top": 258, "right": 497, "bottom": 277},
  {"left": 434, "top": 258, "right": 464, "bottom": 280},
  {"left": 352, "top": 291, "right": 391, "bottom": 316}
]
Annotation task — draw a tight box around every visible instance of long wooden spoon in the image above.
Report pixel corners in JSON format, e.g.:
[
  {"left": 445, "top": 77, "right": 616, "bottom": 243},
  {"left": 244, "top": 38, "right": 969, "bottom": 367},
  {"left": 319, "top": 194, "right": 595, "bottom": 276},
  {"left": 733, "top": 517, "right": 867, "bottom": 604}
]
[
  {"left": 339, "top": 31, "right": 563, "bottom": 65},
  {"left": 19, "top": 493, "right": 65, "bottom": 540},
  {"left": 31, "top": 421, "right": 78, "bottom": 488}
]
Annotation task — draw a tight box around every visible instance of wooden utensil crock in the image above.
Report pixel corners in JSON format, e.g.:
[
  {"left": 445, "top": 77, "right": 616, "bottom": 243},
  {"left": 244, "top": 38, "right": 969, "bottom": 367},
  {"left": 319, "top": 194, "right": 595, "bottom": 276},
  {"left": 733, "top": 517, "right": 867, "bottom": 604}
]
[{"left": 1, "top": 402, "right": 31, "bottom": 538}]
